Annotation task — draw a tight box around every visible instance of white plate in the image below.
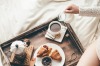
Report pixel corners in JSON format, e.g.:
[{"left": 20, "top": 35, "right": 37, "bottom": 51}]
[{"left": 34, "top": 43, "right": 65, "bottom": 66}]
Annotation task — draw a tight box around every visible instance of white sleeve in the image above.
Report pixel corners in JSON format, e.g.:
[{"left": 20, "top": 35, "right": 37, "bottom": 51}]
[{"left": 79, "top": 7, "right": 100, "bottom": 17}]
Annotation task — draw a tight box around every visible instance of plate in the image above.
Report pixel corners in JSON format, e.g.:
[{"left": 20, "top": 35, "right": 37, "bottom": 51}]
[{"left": 34, "top": 43, "right": 65, "bottom": 66}]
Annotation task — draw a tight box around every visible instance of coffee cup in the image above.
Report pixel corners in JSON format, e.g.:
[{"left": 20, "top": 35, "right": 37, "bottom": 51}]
[
  {"left": 48, "top": 21, "right": 62, "bottom": 38},
  {"left": 45, "top": 21, "right": 67, "bottom": 42}
]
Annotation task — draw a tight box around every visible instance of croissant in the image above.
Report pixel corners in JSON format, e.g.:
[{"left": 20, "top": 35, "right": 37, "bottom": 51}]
[
  {"left": 37, "top": 45, "right": 52, "bottom": 57},
  {"left": 50, "top": 50, "right": 62, "bottom": 61}
]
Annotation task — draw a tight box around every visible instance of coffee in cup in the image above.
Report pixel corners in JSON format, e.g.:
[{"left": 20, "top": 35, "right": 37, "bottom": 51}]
[{"left": 50, "top": 23, "right": 61, "bottom": 32}]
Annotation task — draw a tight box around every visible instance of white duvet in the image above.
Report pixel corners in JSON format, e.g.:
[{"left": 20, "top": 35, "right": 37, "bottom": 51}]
[
  {"left": 0, "top": 0, "right": 100, "bottom": 48},
  {"left": 0, "top": 0, "right": 100, "bottom": 65}
]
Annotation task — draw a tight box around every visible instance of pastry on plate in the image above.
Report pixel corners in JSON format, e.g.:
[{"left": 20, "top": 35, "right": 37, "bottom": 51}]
[
  {"left": 50, "top": 50, "right": 62, "bottom": 61},
  {"left": 37, "top": 45, "right": 52, "bottom": 57}
]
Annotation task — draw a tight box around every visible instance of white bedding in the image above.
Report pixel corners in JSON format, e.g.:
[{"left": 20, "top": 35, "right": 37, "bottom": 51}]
[
  {"left": 0, "top": 0, "right": 100, "bottom": 48},
  {"left": 0, "top": 0, "right": 100, "bottom": 65}
]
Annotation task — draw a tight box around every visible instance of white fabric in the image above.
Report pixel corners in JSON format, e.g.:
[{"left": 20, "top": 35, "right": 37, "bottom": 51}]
[
  {"left": 0, "top": 0, "right": 69, "bottom": 44},
  {"left": 79, "top": 7, "right": 100, "bottom": 17},
  {"left": 0, "top": 0, "right": 100, "bottom": 48},
  {"left": 79, "top": 0, "right": 100, "bottom": 17},
  {"left": 0, "top": 0, "right": 100, "bottom": 65},
  {"left": 96, "top": 37, "right": 100, "bottom": 60}
]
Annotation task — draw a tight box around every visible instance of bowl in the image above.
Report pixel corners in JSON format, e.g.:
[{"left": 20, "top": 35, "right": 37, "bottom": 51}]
[{"left": 42, "top": 56, "right": 52, "bottom": 66}]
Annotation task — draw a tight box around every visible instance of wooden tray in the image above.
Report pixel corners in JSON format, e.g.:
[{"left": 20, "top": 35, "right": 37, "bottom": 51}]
[{"left": 0, "top": 18, "right": 84, "bottom": 66}]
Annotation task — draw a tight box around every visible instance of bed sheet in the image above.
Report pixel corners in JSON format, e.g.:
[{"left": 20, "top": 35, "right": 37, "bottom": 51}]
[
  {"left": 0, "top": 0, "right": 100, "bottom": 65},
  {"left": 0, "top": 0, "right": 100, "bottom": 48}
]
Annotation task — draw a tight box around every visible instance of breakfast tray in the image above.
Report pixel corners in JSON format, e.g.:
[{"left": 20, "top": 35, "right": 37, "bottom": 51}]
[{"left": 0, "top": 18, "right": 84, "bottom": 66}]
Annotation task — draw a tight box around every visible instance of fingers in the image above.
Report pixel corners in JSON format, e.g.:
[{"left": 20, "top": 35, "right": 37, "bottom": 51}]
[
  {"left": 30, "top": 58, "right": 36, "bottom": 66},
  {"left": 31, "top": 57, "right": 36, "bottom": 61},
  {"left": 64, "top": 4, "right": 79, "bottom": 14},
  {"left": 64, "top": 5, "right": 73, "bottom": 13},
  {"left": 65, "top": 6, "right": 72, "bottom": 13},
  {"left": 65, "top": 5, "right": 72, "bottom": 10},
  {"left": 64, "top": 10, "right": 73, "bottom": 13}
]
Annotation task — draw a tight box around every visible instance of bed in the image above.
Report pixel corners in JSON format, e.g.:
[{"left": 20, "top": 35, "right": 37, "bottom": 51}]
[{"left": 0, "top": 0, "right": 100, "bottom": 66}]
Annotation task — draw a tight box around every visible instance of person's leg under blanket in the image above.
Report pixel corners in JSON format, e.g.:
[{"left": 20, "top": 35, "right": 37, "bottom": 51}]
[{"left": 77, "top": 37, "right": 100, "bottom": 66}]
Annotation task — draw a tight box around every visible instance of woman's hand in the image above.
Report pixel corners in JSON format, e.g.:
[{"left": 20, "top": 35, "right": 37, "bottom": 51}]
[
  {"left": 64, "top": 4, "right": 79, "bottom": 14},
  {"left": 30, "top": 58, "right": 36, "bottom": 66}
]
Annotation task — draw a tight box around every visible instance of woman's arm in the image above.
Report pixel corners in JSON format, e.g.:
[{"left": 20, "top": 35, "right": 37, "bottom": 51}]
[
  {"left": 79, "top": 7, "right": 100, "bottom": 17},
  {"left": 65, "top": 4, "right": 100, "bottom": 17},
  {"left": 77, "top": 43, "right": 100, "bottom": 66}
]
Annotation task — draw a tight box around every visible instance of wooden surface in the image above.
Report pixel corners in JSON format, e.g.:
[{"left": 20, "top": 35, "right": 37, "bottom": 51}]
[
  {"left": 28, "top": 28, "right": 82, "bottom": 66},
  {"left": 0, "top": 18, "right": 84, "bottom": 66}
]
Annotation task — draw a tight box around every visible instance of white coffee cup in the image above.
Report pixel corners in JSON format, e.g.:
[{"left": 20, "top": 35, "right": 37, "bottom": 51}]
[{"left": 48, "top": 21, "right": 62, "bottom": 38}]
